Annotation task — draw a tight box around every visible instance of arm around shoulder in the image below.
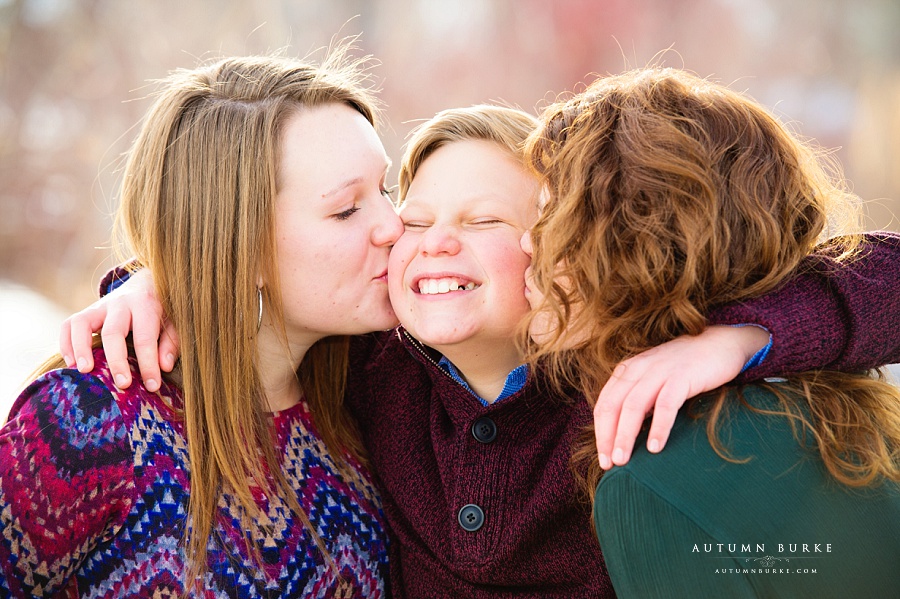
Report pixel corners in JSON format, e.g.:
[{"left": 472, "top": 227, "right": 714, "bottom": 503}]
[{"left": 709, "top": 231, "right": 900, "bottom": 380}]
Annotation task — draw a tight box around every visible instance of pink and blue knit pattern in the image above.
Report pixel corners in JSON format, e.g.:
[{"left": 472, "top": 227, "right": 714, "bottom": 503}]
[{"left": 0, "top": 350, "right": 389, "bottom": 597}]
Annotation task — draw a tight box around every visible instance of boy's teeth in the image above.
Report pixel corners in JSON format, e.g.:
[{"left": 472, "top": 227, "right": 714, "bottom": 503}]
[{"left": 418, "top": 278, "right": 478, "bottom": 295}]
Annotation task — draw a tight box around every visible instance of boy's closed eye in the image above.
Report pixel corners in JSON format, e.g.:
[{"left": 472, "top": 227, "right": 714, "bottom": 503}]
[{"left": 402, "top": 220, "right": 432, "bottom": 229}]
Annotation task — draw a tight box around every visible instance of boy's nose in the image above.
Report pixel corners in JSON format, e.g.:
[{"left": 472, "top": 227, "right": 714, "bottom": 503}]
[
  {"left": 421, "top": 225, "right": 461, "bottom": 256},
  {"left": 520, "top": 230, "right": 533, "bottom": 257}
]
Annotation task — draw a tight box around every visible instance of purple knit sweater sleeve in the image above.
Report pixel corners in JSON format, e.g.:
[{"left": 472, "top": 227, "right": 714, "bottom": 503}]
[
  {"left": 709, "top": 231, "right": 900, "bottom": 381},
  {"left": 99, "top": 261, "right": 137, "bottom": 296}
]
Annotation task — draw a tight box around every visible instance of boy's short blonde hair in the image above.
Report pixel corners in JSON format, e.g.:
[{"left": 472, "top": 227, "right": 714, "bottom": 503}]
[{"left": 398, "top": 104, "right": 539, "bottom": 204}]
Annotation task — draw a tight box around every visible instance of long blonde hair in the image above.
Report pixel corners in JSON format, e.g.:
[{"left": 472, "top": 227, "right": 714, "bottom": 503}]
[
  {"left": 524, "top": 67, "right": 900, "bottom": 494},
  {"left": 109, "top": 51, "right": 379, "bottom": 588}
]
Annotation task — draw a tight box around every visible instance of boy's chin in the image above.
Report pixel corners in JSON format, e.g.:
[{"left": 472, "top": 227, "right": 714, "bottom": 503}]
[{"left": 403, "top": 322, "right": 480, "bottom": 350}]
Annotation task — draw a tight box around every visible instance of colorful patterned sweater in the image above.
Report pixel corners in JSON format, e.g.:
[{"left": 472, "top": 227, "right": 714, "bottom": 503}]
[{"left": 0, "top": 349, "right": 389, "bottom": 598}]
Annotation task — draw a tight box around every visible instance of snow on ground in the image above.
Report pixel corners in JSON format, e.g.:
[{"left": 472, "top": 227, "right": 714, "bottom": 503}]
[{"left": 1, "top": 281, "right": 69, "bottom": 418}]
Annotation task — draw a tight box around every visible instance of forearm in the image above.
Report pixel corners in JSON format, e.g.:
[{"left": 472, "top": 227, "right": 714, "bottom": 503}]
[{"left": 709, "top": 232, "right": 900, "bottom": 381}]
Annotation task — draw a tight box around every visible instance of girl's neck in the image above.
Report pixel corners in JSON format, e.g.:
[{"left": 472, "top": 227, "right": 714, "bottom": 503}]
[{"left": 256, "top": 325, "right": 313, "bottom": 412}]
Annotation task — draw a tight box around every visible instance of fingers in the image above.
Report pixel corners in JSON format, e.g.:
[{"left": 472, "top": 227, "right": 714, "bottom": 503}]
[
  {"left": 158, "top": 319, "right": 180, "bottom": 373},
  {"left": 105, "top": 267, "right": 168, "bottom": 389},
  {"left": 594, "top": 327, "right": 764, "bottom": 471},
  {"left": 594, "top": 361, "right": 641, "bottom": 470},
  {"left": 131, "top": 308, "right": 164, "bottom": 392},
  {"left": 64, "top": 305, "right": 108, "bottom": 373},
  {"left": 59, "top": 318, "right": 75, "bottom": 368},
  {"left": 607, "top": 370, "right": 674, "bottom": 466},
  {"left": 595, "top": 353, "right": 691, "bottom": 469},
  {"left": 100, "top": 302, "right": 134, "bottom": 389},
  {"left": 58, "top": 268, "right": 172, "bottom": 391},
  {"left": 609, "top": 384, "right": 654, "bottom": 466},
  {"left": 643, "top": 377, "right": 690, "bottom": 455}
]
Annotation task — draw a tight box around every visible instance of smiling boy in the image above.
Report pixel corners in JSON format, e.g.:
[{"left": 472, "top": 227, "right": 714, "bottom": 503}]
[
  {"left": 345, "top": 105, "right": 618, "bottom": 597},
  {"left": 388, "top": 136, "right": 538, "bottom": 401}
]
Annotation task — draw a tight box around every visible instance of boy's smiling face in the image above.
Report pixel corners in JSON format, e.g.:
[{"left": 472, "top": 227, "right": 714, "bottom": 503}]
[{"left": 389, "top": 140, "right": 539, "bottom": 361}]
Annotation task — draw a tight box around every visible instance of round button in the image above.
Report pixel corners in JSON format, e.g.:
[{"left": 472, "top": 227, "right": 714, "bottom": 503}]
[
  {"left": 457, "top": 504, "right": 485, "bottom": 532},
  {"left": 471, "top": 417, "right": 497, "bottom": 443}
]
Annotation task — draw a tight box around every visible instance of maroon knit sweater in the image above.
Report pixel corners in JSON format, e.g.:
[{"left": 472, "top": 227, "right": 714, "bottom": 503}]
[
  {"left": 717, "top": 231, "right": 900, "bottom": 380},
  {"left": 345, "top": 232, "right": 900, "bottom": 598},
  {"left": 349, "top": 329, "right": 611, "bottom": 598}
]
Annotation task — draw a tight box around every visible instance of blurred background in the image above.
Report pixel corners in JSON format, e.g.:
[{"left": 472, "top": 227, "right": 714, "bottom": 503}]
[{"left": 2, "top": 0, "right": 899, "bottom": 403}]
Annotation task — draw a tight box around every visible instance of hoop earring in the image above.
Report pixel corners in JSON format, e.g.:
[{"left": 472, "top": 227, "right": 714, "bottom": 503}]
[{"left": 257, "top": 287, "right": 263, "bottom": 332}]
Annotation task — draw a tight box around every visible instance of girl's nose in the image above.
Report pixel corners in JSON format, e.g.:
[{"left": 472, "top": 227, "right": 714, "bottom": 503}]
[
  {"left": 373, "top": 197, "right": 403, "bottom": 247},
  {"left": 520, "top": 229, "right": 533, "bottom": 257}
]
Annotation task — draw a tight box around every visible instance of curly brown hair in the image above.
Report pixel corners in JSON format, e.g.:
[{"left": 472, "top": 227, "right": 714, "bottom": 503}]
[{"left": 524, "top": 67, "right": 900, "bottom": 495}]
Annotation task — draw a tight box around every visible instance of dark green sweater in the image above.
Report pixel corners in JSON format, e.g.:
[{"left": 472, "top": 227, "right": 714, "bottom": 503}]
[{"left": 594, "top": 385, "right": 900, "bottom": 599}]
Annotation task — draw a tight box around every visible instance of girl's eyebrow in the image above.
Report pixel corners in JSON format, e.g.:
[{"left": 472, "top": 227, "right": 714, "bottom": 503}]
[
  {"left": 323, "top": 162, "right": 391, "bottom": 198},
  {"left": 323, "top": 177, "right": 362, "bottom": 198}
]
